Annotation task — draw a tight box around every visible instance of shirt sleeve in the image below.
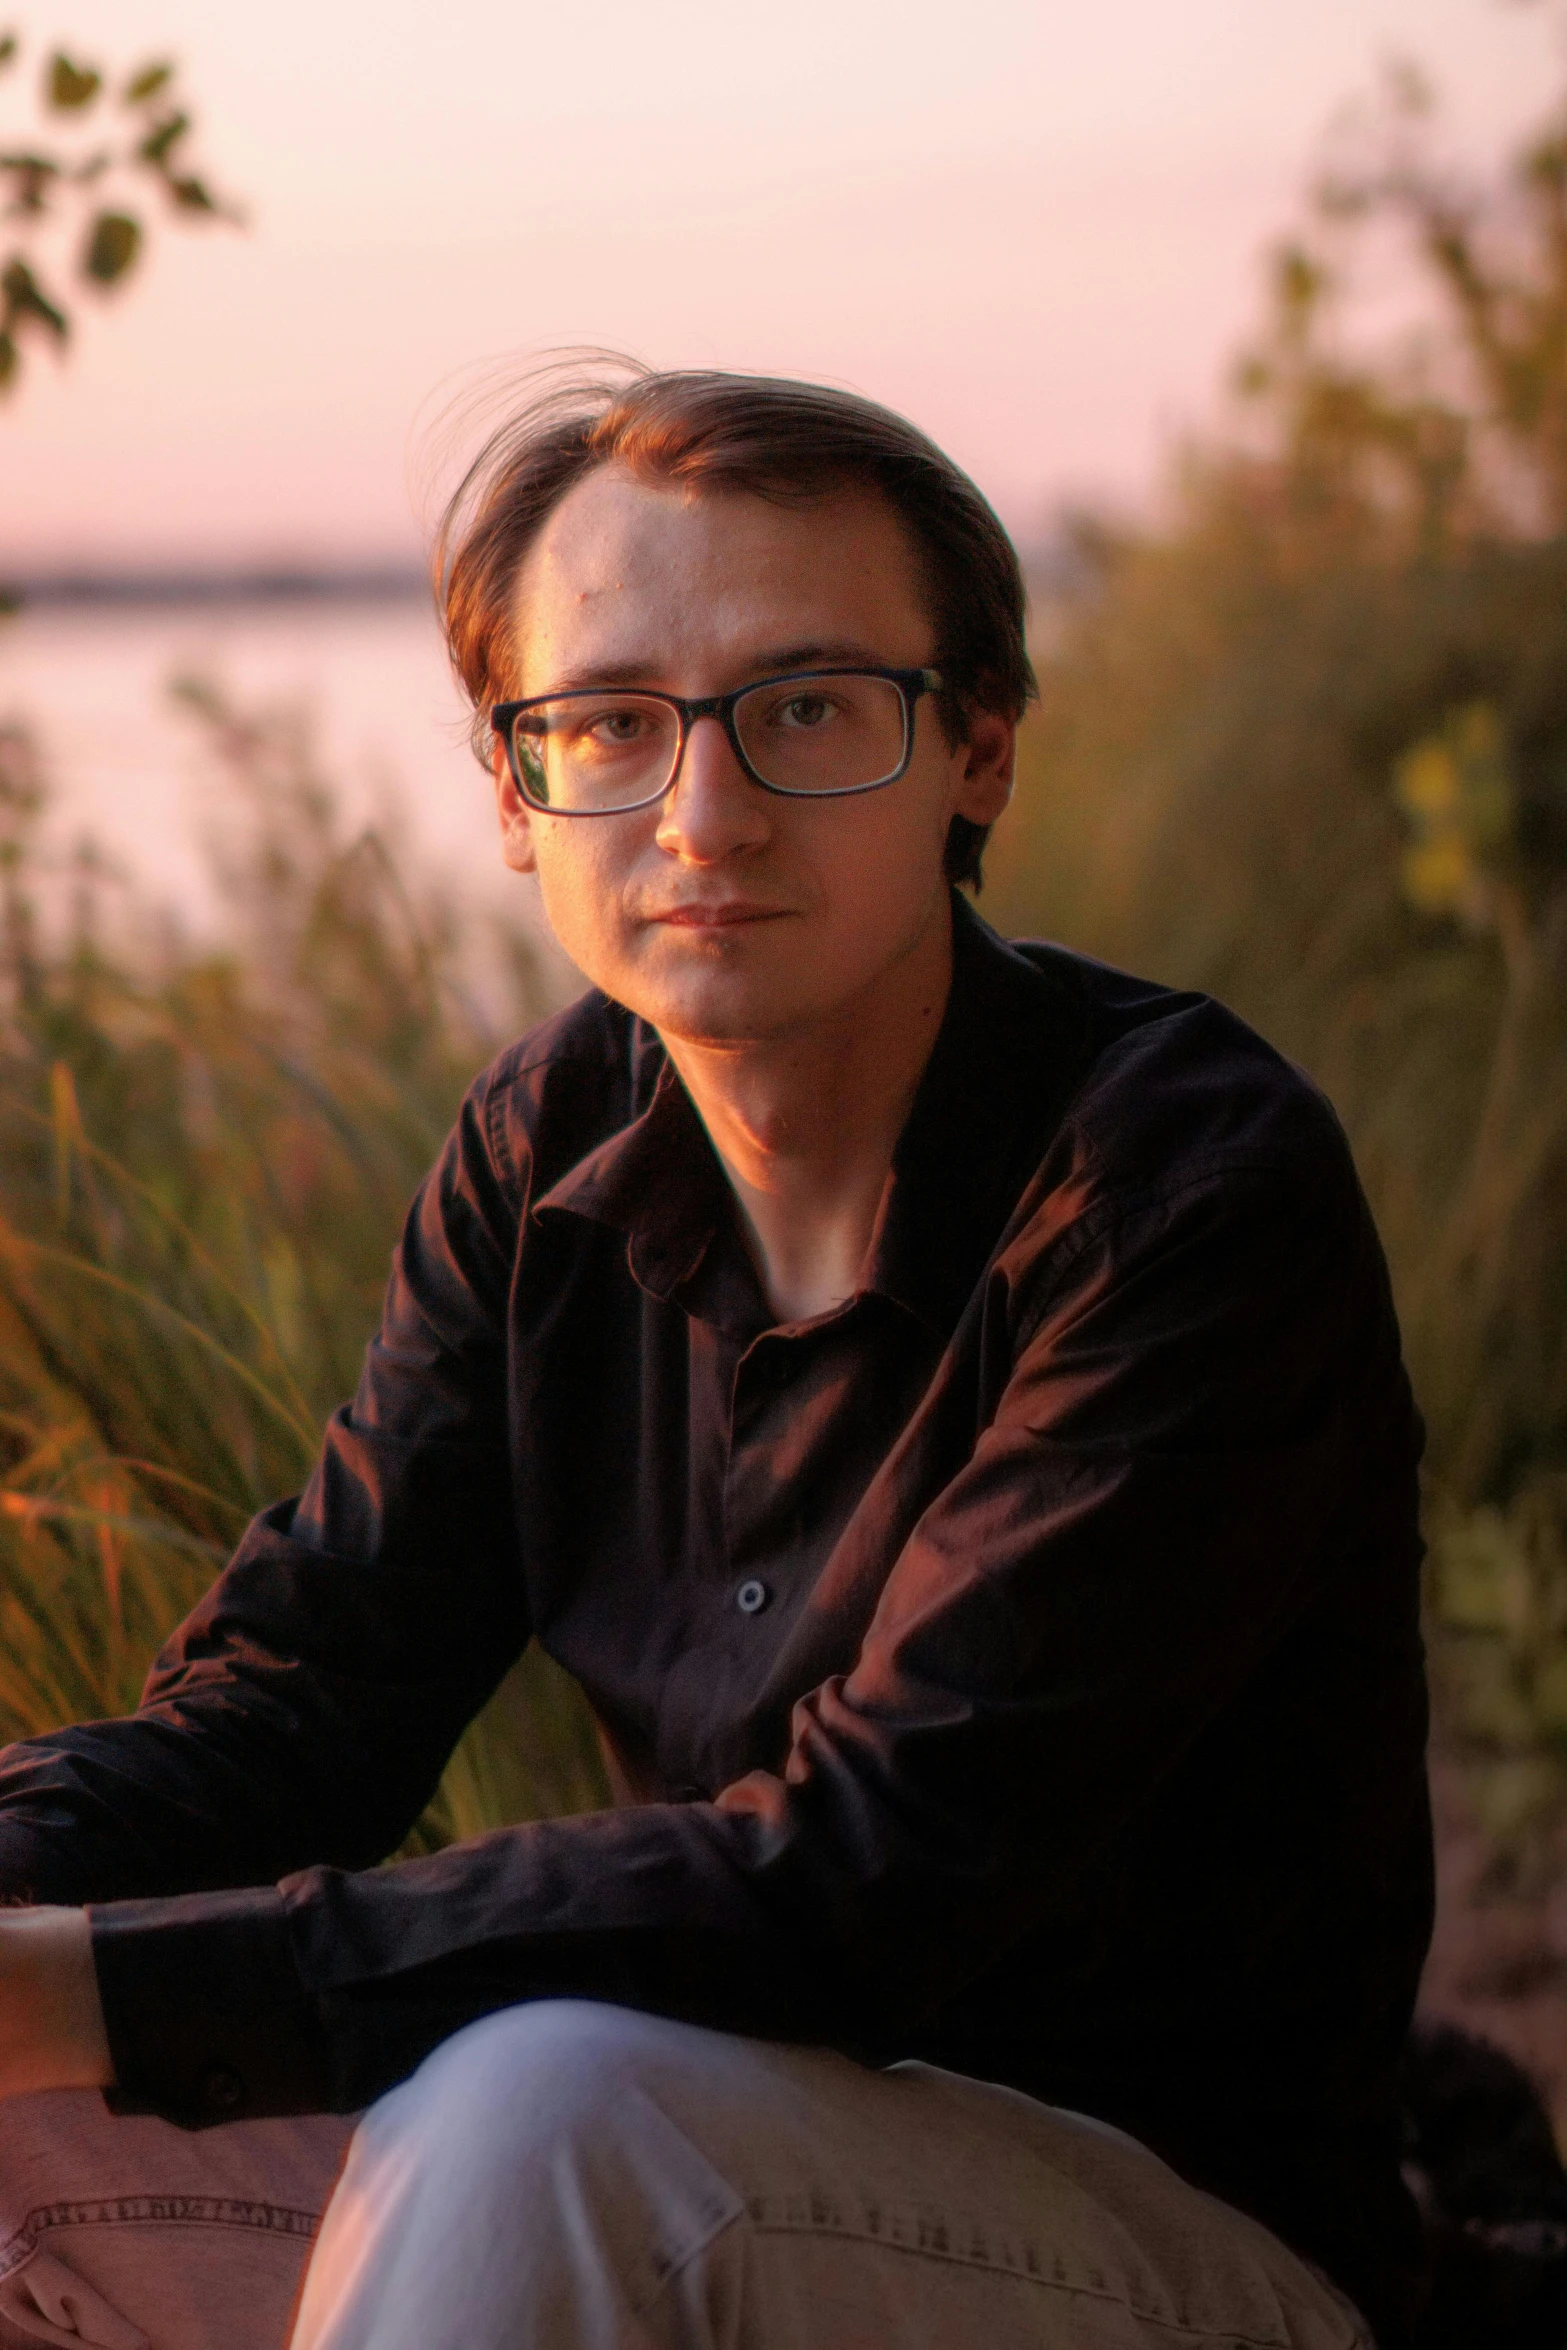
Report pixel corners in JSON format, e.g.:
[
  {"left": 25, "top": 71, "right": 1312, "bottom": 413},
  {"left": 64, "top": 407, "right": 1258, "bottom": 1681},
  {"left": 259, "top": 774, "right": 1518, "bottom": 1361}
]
[
  {"left": 88, "top": 1112, "right": 1417, "bottom": 2127},
  {"left": 0, "top": 1073, "right": 528, "bottom": 1930}
]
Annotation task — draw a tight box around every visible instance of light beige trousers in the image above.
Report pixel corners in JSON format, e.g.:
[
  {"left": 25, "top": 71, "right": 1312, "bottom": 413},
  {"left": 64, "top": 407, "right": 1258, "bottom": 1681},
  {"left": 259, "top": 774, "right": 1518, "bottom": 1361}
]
[{"left": 0, "top": 2002, "right": 1374, "bottom": 2350}]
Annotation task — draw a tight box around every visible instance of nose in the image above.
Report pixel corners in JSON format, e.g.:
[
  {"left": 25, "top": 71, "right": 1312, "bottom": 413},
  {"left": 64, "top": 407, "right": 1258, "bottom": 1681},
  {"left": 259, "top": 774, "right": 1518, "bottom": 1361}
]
[{"left": 653, "top": 711, "right": 772, "bottom": 865}]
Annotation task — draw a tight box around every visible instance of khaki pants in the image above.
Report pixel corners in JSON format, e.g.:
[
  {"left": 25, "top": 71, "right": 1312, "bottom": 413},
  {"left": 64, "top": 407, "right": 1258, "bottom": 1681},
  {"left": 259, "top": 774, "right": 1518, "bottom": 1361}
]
[{"left": 0, "top": 2002, "right": 1373, "bottom": 2350}]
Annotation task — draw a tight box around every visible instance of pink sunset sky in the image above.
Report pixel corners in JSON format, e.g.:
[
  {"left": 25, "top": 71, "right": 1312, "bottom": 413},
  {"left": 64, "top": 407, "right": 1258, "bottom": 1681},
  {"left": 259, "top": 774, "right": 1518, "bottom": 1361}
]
[{"left": 2, "top": 0, "right": 1561, "bottom": 565}]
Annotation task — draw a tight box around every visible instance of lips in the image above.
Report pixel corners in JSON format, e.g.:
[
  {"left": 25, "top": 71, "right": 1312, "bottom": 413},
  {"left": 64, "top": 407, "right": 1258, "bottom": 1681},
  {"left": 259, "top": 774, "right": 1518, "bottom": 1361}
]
[{"left": 647, "top": 902, "right": 788, "bottom": 927}]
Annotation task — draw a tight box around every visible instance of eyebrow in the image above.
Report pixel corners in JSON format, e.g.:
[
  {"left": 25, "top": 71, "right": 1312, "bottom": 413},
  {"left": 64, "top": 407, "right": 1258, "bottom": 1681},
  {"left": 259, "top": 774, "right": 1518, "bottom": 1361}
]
[{"left": 539, "top": 640, "right": 896, "bottom": 697}]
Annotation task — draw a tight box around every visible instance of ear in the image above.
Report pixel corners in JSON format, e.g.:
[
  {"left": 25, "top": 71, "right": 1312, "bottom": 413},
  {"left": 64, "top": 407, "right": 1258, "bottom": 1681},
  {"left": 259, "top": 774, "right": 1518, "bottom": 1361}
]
[
  {"left": 949, "top": 708, "right": 1015, "bottom": 830},
  {"left": 494, "top": 742, "right": 539, "bottom": 875}
]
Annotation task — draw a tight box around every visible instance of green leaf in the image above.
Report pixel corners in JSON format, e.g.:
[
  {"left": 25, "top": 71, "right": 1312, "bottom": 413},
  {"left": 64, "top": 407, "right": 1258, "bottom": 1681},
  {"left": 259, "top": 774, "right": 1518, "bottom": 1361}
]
[
  {"left": 169, "top": 175, "right": 217, "bottom": 214},
  {"left": 123, "top": 60, "right": 174, "bottom": 105},
  {"left": 82, "top": 210, "right": 140, "bottom": 287},
  {"left": 0, "top": 152, "right": 60, "bottom": 217},
  {"left": 1274, "top": 242, "right": 1326, "bottom": 317},
  {"left": 138, "top": 110, "right": 189, "bottom": 168},
  {"left": 47, "top": 52, "right": 101, "bottom": 111},
  {"left": 1, "top": 258, "right": 67, "bottom": 340}
]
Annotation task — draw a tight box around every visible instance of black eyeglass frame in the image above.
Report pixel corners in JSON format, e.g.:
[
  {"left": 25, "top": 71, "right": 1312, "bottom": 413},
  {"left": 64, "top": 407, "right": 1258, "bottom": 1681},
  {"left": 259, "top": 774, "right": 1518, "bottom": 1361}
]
[{"left": 489, "top": 665, "right": 946, "bottom": 815}]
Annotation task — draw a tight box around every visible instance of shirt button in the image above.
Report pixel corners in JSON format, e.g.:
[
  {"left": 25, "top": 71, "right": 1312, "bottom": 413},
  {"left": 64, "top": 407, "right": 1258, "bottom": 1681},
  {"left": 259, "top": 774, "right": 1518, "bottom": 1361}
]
[
  {"left": 203, "top": 2064, "right": 244, "bottom": 2112},
  {"left": 735, "top": 1578, "right": 770, "bottom": 1616}
]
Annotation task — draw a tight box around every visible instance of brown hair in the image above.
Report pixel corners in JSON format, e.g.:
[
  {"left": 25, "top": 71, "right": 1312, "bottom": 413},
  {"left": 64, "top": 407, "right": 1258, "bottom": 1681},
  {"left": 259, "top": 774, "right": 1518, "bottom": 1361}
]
[{"left": 433, "top": 360, "right": 1035, "bottom": 887}]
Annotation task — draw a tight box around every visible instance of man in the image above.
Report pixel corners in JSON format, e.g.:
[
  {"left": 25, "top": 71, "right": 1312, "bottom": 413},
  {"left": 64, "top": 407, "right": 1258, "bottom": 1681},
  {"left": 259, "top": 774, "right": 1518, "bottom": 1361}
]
[{"left": 0, "top": 369, "right": 1431, "bottom": 2350}]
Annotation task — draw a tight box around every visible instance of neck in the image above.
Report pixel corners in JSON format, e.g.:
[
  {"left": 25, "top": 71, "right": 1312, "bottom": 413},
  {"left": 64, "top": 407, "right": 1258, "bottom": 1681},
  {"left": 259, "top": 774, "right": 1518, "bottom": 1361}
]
[{"left": 660, "top": 897, "right": 955, "bottom": 1324}]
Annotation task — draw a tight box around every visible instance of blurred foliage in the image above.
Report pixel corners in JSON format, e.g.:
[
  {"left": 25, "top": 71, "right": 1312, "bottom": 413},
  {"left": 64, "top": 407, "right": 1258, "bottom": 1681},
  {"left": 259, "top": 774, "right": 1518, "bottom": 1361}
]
[
  {"left": 0, "top": 685, "right": 606, "bottom": 1850},
  {"left": 1393, "top": 700, "right": 1516, "bottom": 923},
  {"left": 1425, "top": 1482, "right": 1567, "bottom": 1885},
  {"left": 989, "top": 61, "right": 1567, "bottom": 1885},
  {"left": 0, "top": 26, "right": 238, "bottom": 396}
]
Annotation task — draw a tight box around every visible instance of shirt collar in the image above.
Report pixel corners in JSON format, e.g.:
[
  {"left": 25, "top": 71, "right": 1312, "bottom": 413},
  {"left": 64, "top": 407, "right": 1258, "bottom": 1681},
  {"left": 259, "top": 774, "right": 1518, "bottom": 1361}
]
[
  {"left": 533, "top": 1053, "right": 735, "bottom": 1306},
  {"left": 533, "top": 891, "right": 1094, "bottom": 1340},
  {"left": 860, "top": 891, "right": 1093, "bottom": 1333}
]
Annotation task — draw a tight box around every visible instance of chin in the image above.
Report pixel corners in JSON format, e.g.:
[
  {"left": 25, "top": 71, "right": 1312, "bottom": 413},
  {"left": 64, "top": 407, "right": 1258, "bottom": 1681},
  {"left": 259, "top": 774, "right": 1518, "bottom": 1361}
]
[
  {"left": 620, "top": 954, "right": 812, "bottom": 1042},
  {"left": 596, "top": 930, "right": 804, "bottom": 1038},
  {"left": 649, "top": 988, "right": 805, "bottom": 1047}
]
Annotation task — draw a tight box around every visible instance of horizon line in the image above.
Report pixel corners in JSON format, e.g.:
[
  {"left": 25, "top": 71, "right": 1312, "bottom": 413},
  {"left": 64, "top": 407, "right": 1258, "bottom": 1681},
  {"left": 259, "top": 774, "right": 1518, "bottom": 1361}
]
[
  {"left": 4, "top": 531, "right": 1082, "bottom": 617},
  {"left": 3, "top": 562, "right": 432, "bottom": 613}
]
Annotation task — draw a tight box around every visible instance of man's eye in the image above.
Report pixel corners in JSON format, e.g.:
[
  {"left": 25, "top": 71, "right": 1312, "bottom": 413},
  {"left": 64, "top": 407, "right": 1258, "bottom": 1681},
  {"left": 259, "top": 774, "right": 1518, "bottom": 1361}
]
[
  {"left": 583, "top": 709, "right": 648, "bottom": 746},
  {"left": 775, "top": 694, "right": 833, "bottom": 729}
]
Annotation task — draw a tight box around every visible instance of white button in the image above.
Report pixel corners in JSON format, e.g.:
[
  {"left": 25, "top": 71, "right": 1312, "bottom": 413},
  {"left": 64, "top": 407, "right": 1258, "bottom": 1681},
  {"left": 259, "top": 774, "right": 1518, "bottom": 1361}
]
[{"left": 736, "top": 1579, "right": 769, "bottom": 1616}]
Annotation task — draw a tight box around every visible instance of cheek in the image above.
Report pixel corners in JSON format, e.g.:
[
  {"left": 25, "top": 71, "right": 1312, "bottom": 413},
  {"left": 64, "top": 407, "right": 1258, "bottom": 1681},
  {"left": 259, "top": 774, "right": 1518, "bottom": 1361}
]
[
  {"left": 527, "top": 826, "right": 632, "bottom": 963},
  {"left": 823, "top": 776, "right": 953, "bottom": 904},
  {"left": 783, "top": 804, "right": 950, "bottom": 987}
]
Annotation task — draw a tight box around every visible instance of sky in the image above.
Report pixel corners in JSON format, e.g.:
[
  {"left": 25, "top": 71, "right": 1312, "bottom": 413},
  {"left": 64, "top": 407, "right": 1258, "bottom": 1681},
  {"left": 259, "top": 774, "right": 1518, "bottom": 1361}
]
[{"left": 1, "top": 0, "right": 1563, "bottom": 564}]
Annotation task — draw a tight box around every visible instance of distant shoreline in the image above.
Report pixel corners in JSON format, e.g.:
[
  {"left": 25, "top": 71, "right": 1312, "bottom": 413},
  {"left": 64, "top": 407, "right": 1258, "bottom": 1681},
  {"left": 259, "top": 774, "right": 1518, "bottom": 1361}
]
[
  {"left": 4, "top": 564, "right": 430, "bottom": 611},
  {"left": 4, "top": 541, "right": 1072, "bottom": 616}
]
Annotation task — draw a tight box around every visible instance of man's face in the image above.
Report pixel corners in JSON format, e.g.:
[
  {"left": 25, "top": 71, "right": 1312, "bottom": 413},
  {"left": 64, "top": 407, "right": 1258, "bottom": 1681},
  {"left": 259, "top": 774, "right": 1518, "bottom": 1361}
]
[{"left": 495, "top": 464, "right": 1014, "bottom": 1048}]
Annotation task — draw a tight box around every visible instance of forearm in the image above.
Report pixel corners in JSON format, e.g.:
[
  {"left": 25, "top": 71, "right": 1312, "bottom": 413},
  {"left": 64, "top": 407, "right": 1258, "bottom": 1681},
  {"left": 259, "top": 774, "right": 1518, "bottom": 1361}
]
[
  {"left": 0, "top": 1481, "right": 523, "bottom": 1912},
  {"left": 0, "top": 1908, "right": 112, "bottom": 2096}
]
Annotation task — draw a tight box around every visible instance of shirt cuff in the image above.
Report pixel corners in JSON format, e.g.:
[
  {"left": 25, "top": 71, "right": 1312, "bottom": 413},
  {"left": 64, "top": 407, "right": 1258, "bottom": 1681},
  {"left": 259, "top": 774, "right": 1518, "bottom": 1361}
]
[{"left": 90, "top": 1885, "right": 334, "bottom": 2127}]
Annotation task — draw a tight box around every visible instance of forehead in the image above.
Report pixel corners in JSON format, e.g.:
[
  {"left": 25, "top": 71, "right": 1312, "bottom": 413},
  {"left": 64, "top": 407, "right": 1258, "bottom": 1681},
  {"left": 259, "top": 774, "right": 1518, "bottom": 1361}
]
[{"left": 509, "top": 463, "right": 934, "bottom": 695}]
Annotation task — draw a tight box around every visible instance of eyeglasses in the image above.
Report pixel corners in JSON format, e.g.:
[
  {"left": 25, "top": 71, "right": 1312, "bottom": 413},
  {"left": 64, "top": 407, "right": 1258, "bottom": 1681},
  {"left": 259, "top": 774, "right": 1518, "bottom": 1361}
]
[{"left": 490, "top": 665, "right": 944, "bottom": 816}]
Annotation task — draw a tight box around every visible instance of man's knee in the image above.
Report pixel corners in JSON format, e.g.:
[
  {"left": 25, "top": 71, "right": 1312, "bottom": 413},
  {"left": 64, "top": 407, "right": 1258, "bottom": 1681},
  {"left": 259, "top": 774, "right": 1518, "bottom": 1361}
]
[
  {"left": 381, "top": 1999, "right": 676, "bottom": 2163},
  {"left": 348, "top": 1997, "right": 750, "bottom": 2232},
  {"left": 296, "top": 2005, "right": 745, "bottom": 2348}
]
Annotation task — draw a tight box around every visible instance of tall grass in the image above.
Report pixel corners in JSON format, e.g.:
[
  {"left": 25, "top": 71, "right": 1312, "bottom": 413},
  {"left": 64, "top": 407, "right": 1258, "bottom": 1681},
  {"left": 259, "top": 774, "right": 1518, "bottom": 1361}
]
[{"left": 0, "top": 680, "right": 606, "bottom": 1850}]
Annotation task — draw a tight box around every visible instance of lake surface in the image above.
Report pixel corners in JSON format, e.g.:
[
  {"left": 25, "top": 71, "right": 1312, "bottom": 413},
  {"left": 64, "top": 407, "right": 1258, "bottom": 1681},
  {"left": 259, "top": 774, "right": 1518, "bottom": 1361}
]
[{"left": 0, "top": 598, "right": 548, "bottom": 947}]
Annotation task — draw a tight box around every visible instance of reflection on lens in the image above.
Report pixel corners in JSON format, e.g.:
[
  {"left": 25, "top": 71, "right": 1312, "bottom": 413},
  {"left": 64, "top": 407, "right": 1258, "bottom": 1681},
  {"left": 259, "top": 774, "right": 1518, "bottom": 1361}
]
[
  {"left": 514, "top": 728, "right": 551, "bottom": 805},
  {"left": 736, "top": 674, "right": 907, "bottom": 793}
]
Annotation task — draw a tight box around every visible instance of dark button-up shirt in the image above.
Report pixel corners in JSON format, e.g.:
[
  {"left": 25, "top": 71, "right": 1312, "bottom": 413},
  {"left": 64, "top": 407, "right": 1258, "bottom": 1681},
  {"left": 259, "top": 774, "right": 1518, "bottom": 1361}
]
[{"left": 0, "top": 897, "right": 1433, "bottom": 2345}]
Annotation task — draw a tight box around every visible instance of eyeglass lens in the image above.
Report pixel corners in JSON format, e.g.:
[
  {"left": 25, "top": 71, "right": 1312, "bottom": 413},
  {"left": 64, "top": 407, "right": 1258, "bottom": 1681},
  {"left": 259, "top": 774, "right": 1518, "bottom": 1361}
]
[{"left": 511, "top": 674, "right": 911, "bottom": 811}]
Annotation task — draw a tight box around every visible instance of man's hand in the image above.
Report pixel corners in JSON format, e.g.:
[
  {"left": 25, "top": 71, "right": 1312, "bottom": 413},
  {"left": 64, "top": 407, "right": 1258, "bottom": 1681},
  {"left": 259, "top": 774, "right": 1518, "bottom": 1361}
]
[{"left": 0, "top": 1909, "right": 113, "bottom": 2095}]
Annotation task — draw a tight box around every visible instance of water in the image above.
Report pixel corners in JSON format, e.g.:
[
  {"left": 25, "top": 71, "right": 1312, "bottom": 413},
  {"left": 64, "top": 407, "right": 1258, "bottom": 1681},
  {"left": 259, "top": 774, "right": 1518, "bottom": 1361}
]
[{"left": 0, "top": 597, "right": 550, "bottom": 945}]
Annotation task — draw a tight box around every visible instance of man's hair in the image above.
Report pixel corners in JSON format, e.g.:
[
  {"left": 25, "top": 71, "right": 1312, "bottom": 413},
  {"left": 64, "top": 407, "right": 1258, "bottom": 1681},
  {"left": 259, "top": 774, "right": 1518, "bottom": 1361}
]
[{"left": 433, "top": 361, "right": 1035, "bottom": 888}]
